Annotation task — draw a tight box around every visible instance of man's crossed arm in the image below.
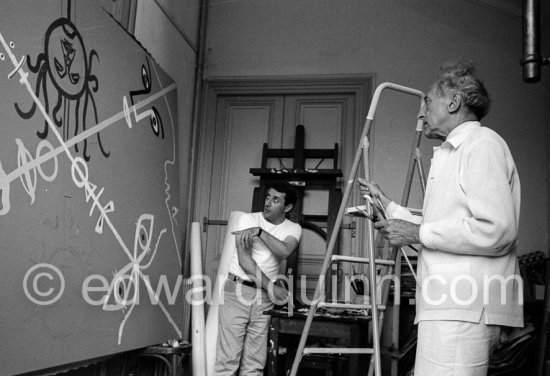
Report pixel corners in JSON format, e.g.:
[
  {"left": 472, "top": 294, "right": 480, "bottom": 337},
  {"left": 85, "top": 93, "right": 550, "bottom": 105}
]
[{"left": 232, "top": 228, "right": 298, "bottom": 303}]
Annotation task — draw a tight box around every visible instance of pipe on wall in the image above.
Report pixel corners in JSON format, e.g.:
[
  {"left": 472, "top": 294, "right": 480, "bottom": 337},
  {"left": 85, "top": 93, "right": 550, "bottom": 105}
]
[
  {"left": 521, "top": 0, "right": 549, "bottom": 82},
  {"left": 185, "top": 0, "right": 209, "bottom": 255}
]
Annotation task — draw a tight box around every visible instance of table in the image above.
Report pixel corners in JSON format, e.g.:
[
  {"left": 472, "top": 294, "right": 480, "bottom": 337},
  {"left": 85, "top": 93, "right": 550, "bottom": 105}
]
[{"left": 265, "top": 308, "right": 372, "bottom": 376}]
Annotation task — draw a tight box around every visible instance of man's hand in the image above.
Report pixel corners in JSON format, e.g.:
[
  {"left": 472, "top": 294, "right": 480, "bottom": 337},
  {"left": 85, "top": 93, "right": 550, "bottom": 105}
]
[
  {"left": 374, "top": 219, "right": 420, "bottom": 246},
  {"left": 232, "top": 227, "right": 262, "bottom": 249},
  {"left": 357, "top": 178, "right": 392, "bottom": 210},
  {"left": 268, "top": 282, "right": 291, "bottom": 306}
]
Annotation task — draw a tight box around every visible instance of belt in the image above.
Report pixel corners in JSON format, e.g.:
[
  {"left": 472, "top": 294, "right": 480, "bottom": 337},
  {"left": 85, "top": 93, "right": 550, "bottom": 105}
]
[{"left": 227, "top": 274, "right": 257, "bottom": 288}]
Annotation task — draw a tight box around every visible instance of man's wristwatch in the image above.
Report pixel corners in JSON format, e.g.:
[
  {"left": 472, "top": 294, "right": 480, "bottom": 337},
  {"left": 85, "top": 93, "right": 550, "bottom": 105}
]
[{"left": 256, "top": 227, "right": 263, "bottom": 238}]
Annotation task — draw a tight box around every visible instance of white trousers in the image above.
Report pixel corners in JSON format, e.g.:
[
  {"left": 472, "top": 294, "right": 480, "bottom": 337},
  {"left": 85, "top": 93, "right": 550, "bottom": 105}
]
[
  {"left": 214, "top": 279, "right": 274, "bottom": 376},
  {"left": 414, "top": 320, "right": 501, "bottom": 376}
]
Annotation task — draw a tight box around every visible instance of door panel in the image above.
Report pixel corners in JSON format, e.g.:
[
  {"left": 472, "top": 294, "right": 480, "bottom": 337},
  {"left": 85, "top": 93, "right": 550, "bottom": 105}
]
[
  {"left": 198, "top": 96, "right": 284, "bottom": 281},
  {"left": 213, "top": 98, "right": 283, "bottom": 214}
]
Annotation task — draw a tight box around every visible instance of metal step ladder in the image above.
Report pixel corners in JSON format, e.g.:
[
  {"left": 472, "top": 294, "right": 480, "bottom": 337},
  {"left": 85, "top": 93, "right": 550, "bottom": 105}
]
[{"left": 288, "top": 83, "right": 425, "bottom": 376}]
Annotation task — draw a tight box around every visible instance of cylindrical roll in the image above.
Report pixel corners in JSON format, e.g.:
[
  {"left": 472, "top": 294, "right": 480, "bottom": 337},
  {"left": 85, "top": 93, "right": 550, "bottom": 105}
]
[
  {"left": 191, "top": 222, "right": 206, "bottom": 376},
  {"left": 205, "top": 211, "right": 244, "bottom": 376}
]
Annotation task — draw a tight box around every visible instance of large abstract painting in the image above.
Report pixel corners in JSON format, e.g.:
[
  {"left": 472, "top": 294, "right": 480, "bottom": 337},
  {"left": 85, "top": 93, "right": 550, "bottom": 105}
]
[{"left": 0, "top": 1, "right": 183, "bottom": 374}]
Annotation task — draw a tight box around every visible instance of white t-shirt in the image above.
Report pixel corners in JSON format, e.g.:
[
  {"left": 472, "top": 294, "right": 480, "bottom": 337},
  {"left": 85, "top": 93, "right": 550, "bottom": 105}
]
[{"left": 228, "top": 212, "right": 302, "bottom": 281}]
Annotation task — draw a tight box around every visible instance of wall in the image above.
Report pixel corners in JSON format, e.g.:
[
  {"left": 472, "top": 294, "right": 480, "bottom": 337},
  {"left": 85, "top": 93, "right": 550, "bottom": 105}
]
[{"left": 202, "top": 0, "right": 550, "bottom": 256}]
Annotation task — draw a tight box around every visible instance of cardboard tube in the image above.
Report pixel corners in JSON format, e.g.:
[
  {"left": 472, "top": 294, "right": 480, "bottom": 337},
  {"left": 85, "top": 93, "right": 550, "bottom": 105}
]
[
  {"left": 205, "top": 211, "right": 244, "bottom": 376},
  {"left": 191, "top": 222, "right": 206, "bottom": 376}
]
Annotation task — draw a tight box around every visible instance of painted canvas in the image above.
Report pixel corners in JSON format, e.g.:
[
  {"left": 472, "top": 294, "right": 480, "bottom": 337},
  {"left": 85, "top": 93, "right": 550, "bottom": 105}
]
[{"left": 0, "top": 1, "right": 183, "bottom": 374}]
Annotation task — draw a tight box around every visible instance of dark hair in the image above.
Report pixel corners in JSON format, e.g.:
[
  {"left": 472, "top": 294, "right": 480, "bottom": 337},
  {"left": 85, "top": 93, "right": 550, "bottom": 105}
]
[
  {"left": 437, "top": 60, "right": 491, "bottom": 120},
  {"left": 268, "top": 182, "right": 297, "bottom": 208}
]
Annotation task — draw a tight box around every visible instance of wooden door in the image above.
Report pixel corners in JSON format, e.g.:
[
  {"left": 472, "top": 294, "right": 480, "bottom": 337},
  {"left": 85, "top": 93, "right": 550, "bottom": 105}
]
[
  {"left": 195, "top": 95, "right": 285, "bottom": 282},
  {"left": 195, "top": 77, "right": 371, "bottom": 302}
]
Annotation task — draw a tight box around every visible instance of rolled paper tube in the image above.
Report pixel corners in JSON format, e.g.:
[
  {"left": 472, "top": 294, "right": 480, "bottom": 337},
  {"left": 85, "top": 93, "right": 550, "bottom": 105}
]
[
  {"left": 191, "top": 222, "right": 206, "bottom": 376},
  {"left": 205, "top": 211, "right": 244, "bottom": 376}
]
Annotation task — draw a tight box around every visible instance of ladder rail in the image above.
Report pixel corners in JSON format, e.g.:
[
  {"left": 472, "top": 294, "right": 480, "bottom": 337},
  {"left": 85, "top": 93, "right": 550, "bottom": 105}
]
[
  {"left": 362, "top": 131, "right": 382, "bottom": 376},
  {"left": 288, "top": 116, "right": 374, "bottom": 376},
  {"left": 288, "top": 83, "right": 425, "bottom": 376}
]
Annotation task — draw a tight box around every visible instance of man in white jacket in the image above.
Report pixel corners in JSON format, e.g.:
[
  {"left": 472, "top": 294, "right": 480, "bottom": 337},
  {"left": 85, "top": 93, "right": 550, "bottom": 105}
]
[{"left": 359, "top": 61, "right": 522, "bottom": 376}]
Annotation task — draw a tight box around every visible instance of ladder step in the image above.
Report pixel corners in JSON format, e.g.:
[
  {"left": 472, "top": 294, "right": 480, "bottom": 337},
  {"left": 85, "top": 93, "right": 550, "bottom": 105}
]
[
  {"left": 304, "top": 347, "right": 375, "bottom": 355},
  {"left": 331, "top": 255, "right": 395, "bottom": 266},
  {"left": 318, "top": 302, "right": 386, "bottom": 311}
]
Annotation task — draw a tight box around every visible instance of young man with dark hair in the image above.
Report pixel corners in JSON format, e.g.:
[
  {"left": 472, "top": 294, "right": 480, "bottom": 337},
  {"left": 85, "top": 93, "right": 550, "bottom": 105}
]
[{"left": 214, "top": 182, "right": 302, "bottom": 376}]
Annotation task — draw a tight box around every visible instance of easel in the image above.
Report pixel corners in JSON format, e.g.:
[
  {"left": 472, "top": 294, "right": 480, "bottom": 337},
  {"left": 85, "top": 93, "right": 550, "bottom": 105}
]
[
  {"left": 288, "top": 83, "right": 425, "bottom": 376},
  {"left": 250, "top": 124, "right": 344, "bottom": 297}
]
